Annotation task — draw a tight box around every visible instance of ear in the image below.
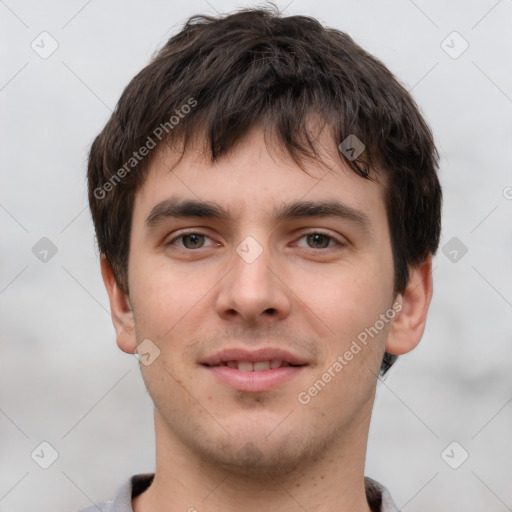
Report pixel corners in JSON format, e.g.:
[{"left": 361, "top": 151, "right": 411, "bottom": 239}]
[
  {"left": 100, "top": 256, "right": 137, "bottom": 354},
  {"left": 385, "top": 254, "right": 433, "bottom": 355}
]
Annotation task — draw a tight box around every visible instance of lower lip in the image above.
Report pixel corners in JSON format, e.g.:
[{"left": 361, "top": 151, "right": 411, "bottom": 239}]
[{"left": 203, "top": 365, "right": 306, "bottom": 392}]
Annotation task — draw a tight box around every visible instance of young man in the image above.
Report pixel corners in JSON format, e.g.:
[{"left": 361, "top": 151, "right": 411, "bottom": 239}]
[{"left": 82, "top": 6, "right": 442, "bottom": 512}]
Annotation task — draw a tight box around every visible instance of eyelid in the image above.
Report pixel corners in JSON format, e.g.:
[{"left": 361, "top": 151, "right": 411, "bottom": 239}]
[
  {"left": 293, "top": 229, "right": 346, "bottom": 249},
  {"left": 165, "top": 229, "right": 217, "bottom": 248}
]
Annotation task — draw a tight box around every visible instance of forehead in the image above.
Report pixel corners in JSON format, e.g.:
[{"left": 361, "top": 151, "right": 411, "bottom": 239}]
[{"left": 133, "top": 126, "right": 388, "bottom": 230}]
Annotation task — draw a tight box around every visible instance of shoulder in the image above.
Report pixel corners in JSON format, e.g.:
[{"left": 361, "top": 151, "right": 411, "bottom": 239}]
[
  {"left": 74, "top": 474, "right": 154, "bottom": 512},
  {"left": 365, "top": 476, "right": 401, "bottom": 512}
]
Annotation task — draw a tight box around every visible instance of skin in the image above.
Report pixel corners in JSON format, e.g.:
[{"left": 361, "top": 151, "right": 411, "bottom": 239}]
[{"left": 102, "top": 124, "right": 433, "bottom": 512}]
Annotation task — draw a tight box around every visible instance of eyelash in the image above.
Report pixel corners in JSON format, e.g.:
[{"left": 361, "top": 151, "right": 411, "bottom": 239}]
[{"left": 166, "top": 229, "right": 345, "bottom": 252}]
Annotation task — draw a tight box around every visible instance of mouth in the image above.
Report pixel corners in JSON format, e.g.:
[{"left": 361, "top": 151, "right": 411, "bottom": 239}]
[
  {"left": 203, "top": 360, "right": 304, "bottom": 371},
  {"left": 200, "top": 348, "right": 309, "bottom": 392}
]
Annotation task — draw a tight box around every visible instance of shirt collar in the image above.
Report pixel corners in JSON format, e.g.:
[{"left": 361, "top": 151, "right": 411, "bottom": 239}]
[{"left": 108, "top": 473, "right": 399, "bottom": 512}]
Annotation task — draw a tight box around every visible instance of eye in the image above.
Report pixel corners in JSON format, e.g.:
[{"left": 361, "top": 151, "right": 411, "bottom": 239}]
[
  {"left": 165, "top": 230, "right": 343, "bottom": 252},
  {"left": 167, "top": 231, "right": 215, "bottom": 250},
  {"left": 295, "top": 231, "right": 343, "bottom": 250}
]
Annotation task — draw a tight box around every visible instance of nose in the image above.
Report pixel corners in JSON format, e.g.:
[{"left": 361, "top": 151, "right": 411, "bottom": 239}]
[{"left": 215, "top": 237, "right": 292, "bottom": 325}]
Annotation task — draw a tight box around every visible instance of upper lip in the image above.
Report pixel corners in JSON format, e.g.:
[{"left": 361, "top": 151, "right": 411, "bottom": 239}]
[{"left": 200, "top": 347, "right": 309, "bottom": 366}]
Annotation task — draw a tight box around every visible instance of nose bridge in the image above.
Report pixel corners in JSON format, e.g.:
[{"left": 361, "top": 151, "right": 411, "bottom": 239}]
[
  {"left": 235, "top": 234, "right": 266, "bottom": 267},
  {"left": 215, "top": 232, "right": 290, "bottom": 321},
  {"left": 232, "top": 233, "right": 274, "bottom": 296}
]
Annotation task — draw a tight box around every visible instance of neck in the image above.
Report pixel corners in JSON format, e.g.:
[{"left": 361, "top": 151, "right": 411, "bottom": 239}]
[{"left": 133, "top": 408, "right": 374, "bottom": 512}]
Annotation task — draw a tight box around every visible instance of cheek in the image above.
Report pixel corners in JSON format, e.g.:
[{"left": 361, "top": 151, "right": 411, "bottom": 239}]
[
  {"left": 300, "top": 261, "right": 392, "bottom": 342},
  {"left": 128, "top": 259, "right": 222, "bottom": 373},
  {"left": 298, "top": 264, "right": 393, "bottom": 409},
  {"left": 130, "top": 257, "right": 204, "bottom": 323},
  {"left": 129, "top": 264, "right": 203, "bottom": 400}
]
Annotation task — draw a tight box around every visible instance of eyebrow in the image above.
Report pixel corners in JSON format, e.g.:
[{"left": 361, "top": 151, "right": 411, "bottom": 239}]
[{"left": 145, "top": 198, "right": 372, "bottom": 233}]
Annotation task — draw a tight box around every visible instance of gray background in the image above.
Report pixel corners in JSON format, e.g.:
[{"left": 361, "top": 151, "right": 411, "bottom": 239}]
[{"left": 1, "top": 0, "right": 511, "bottom": 511}]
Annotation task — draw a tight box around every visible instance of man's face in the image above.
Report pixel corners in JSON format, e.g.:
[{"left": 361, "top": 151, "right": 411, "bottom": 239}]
[{"left": 122, "top": 126, "right": 397, "bottom": 476}]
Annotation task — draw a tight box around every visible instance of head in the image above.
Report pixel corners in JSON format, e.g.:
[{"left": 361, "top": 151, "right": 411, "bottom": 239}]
[{"left": 88, "top": 5, "right": 441, "bottom": 476}]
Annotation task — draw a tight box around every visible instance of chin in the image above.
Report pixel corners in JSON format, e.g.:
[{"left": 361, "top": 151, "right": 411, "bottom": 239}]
[
  {"left": 204, "top": 441, "right": 305, "bottom": 480},
  {"left": 189, "top": 425, "right": 325, "bottom": 481}
]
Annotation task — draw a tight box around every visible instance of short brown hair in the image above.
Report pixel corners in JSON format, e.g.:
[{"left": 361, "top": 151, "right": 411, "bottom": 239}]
[{"left": 87, "top": 5, "right": 442, "bottom": 374}]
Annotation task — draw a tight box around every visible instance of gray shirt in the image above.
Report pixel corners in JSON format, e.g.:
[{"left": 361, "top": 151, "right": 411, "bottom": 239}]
[{"left": 78, "top": 473, "right": 400, "bottom": 512}]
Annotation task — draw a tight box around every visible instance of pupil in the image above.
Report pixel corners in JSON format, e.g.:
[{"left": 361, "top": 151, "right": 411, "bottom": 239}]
[
  {"left": 185, "top": 234, "right": 203, "bottom": 248},
  {"left": 308, "top": 233, "right": 329, "bottom": 248}
]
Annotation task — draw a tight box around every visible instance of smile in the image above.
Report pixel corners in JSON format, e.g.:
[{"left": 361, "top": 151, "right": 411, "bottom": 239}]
[
  {"left": 202, "top": 363, "right": 307, "bottom": 392},
  {"left": 204, "top": 360, "right": 302, "bottom": 371}
]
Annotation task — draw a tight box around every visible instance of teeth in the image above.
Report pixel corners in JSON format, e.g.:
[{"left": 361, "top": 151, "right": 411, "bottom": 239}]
[
  {"left": 237, "top": 361, "right": 254, "bottom": 372},
  {"left": 225, "top": 360, "right": 286, "bottom": 371},
  {"left": 214, "top": 360, "right": 295, "bottom": 371},
  {"left": 253, "top": 361, "right": 270, "bottom": 371}
]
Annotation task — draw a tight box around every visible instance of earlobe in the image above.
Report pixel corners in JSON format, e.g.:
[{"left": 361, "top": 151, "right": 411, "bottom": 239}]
[
  {"left": 100, "top": 257, "right": 138, "bottom": 354},
  {"left": 385, "top": 255, "right": 434, "bottom": 356}
]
